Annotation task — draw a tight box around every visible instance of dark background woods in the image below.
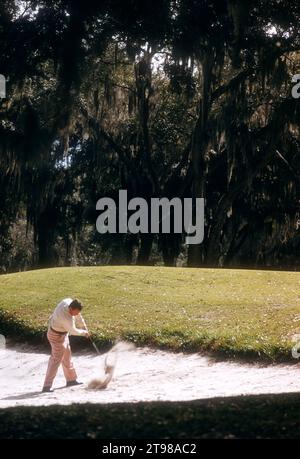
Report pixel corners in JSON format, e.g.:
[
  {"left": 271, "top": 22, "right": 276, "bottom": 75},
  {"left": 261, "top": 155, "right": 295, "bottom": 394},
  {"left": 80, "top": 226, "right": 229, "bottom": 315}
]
[{"left": 0, "top": 0, "right": 299, "bottom": 272}]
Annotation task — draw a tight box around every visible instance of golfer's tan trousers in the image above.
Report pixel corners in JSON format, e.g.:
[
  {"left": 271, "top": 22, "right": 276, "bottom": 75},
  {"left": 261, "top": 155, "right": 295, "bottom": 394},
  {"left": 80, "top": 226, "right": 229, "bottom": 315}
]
[{"left": 43, "top": 328, "right": 77, "bottom": 387}]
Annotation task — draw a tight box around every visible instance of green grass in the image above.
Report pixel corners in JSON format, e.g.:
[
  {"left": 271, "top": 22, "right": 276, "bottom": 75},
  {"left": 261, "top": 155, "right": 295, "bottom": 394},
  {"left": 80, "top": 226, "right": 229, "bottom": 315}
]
[
  {"left": 0, "top": 266, "right": 299, "bottom": 360},
  {"left": 2, "top": 393, "right": 300, "bottom": 439}
]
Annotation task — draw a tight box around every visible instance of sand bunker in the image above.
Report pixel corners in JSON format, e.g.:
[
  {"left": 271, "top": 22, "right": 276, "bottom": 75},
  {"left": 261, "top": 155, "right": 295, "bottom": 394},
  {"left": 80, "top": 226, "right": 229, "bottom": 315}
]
[{"left": 1, "top": 345, "right": 300, "bottom": 408}]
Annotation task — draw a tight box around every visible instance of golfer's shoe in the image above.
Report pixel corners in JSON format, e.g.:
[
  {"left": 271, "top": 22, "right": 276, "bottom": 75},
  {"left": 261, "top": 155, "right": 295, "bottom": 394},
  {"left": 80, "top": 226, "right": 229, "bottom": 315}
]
[
  {"left": 66, "top": 380, "right": 83, "bottom": 387},
  {"left": 42, "top": 386, "right": 53, "bottom": 393}
]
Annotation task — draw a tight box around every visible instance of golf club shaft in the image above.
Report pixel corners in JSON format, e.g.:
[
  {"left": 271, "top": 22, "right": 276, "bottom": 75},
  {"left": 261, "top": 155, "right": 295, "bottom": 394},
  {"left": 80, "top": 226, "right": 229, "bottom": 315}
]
[
  {"left": 91, "top": 341, "right": 100, "bottom": 354},
  {"left": 80, "top": 314, "right": 100, "bottom": 354}
]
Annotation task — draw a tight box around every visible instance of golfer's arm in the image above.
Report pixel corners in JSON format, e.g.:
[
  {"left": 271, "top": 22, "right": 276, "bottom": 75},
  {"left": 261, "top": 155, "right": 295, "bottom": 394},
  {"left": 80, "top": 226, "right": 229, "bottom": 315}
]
[{"left": 66, "top": 318, "right": 87, "bottom": 336}]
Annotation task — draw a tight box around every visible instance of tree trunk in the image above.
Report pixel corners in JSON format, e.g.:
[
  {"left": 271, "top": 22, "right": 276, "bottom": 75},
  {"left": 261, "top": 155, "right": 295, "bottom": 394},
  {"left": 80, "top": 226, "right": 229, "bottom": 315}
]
[
  {"left": 136, "top": 234, "right": 154, "bottom": 265},
  {"left": 124, "top": 234, "right": 138, "bottom": 264},
  {"left": 134, "top": 50, "right": 158, "bottom": 195},
  {"left": 36, "top": 209, "right": 57, "bottom": 268},
  {"left": 160, "top": 234, "right": 181, "bottom": 267},
  {"left": 187, "top": 53, "right": 214, "bottom": 267},
  {"left": 205, "top": 141, "right": 279, "bottom": 265}
]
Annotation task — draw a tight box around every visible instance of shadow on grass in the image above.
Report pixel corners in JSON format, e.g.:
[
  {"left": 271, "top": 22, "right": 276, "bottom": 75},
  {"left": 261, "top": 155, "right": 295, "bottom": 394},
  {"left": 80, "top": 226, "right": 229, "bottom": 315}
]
[{"left": 2, "top": 392, "right": 300, "bottom": 439}]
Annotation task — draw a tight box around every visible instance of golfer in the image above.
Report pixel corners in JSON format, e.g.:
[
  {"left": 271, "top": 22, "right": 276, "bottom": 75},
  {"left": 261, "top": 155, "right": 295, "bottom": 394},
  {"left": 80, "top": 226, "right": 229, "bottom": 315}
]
[{"left": 42, "top": 298, "right": 89, "bottom": 392}]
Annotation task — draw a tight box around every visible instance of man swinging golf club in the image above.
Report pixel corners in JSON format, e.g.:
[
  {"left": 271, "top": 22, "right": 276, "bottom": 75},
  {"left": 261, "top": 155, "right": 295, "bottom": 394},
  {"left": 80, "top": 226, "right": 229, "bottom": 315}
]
[{"left": 42, "top": 298, "right": 89, "bottom": 393}]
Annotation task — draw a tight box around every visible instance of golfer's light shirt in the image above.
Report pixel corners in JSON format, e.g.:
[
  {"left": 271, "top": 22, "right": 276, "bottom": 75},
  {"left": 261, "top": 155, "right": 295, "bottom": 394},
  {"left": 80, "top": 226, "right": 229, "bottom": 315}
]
[{"left": 49, "top": 298, "right": 87, "bottom": 336}]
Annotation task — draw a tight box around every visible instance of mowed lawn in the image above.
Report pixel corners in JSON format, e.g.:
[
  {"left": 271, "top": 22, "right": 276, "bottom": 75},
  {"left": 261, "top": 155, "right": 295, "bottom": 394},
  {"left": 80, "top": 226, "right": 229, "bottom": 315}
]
[{"left": 0, "top": 266, "right": 299, "bottom": 360}]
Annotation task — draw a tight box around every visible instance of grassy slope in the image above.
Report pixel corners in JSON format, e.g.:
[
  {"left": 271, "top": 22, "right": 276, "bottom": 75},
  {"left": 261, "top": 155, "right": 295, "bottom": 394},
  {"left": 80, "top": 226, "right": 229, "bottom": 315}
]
[
  {"left": 1, "top": 393, "right": 300, "bottom": 439},
  {"left": 0, "top": 266, "right": 299, "bottom": 360}
]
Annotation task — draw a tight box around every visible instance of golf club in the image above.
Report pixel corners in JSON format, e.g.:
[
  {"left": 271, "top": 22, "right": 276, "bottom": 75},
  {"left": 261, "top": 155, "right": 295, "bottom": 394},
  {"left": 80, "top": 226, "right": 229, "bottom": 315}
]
[{"left": 79, "top": 313, "right": 101, "bottom": 355}]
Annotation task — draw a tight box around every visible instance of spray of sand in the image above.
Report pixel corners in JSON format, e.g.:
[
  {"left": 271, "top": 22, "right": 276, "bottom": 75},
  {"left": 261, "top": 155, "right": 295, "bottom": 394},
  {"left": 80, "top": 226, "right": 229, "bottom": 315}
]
[{"left": 87, "top": 341, "right": 135, "bottom": 390}]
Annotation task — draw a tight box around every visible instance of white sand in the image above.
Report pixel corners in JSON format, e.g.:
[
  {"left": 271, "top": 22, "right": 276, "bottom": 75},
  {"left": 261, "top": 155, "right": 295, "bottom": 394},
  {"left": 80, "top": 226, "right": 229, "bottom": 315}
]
[{"left": 1, "top": 345, "right": 300, "bottom": 408}]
